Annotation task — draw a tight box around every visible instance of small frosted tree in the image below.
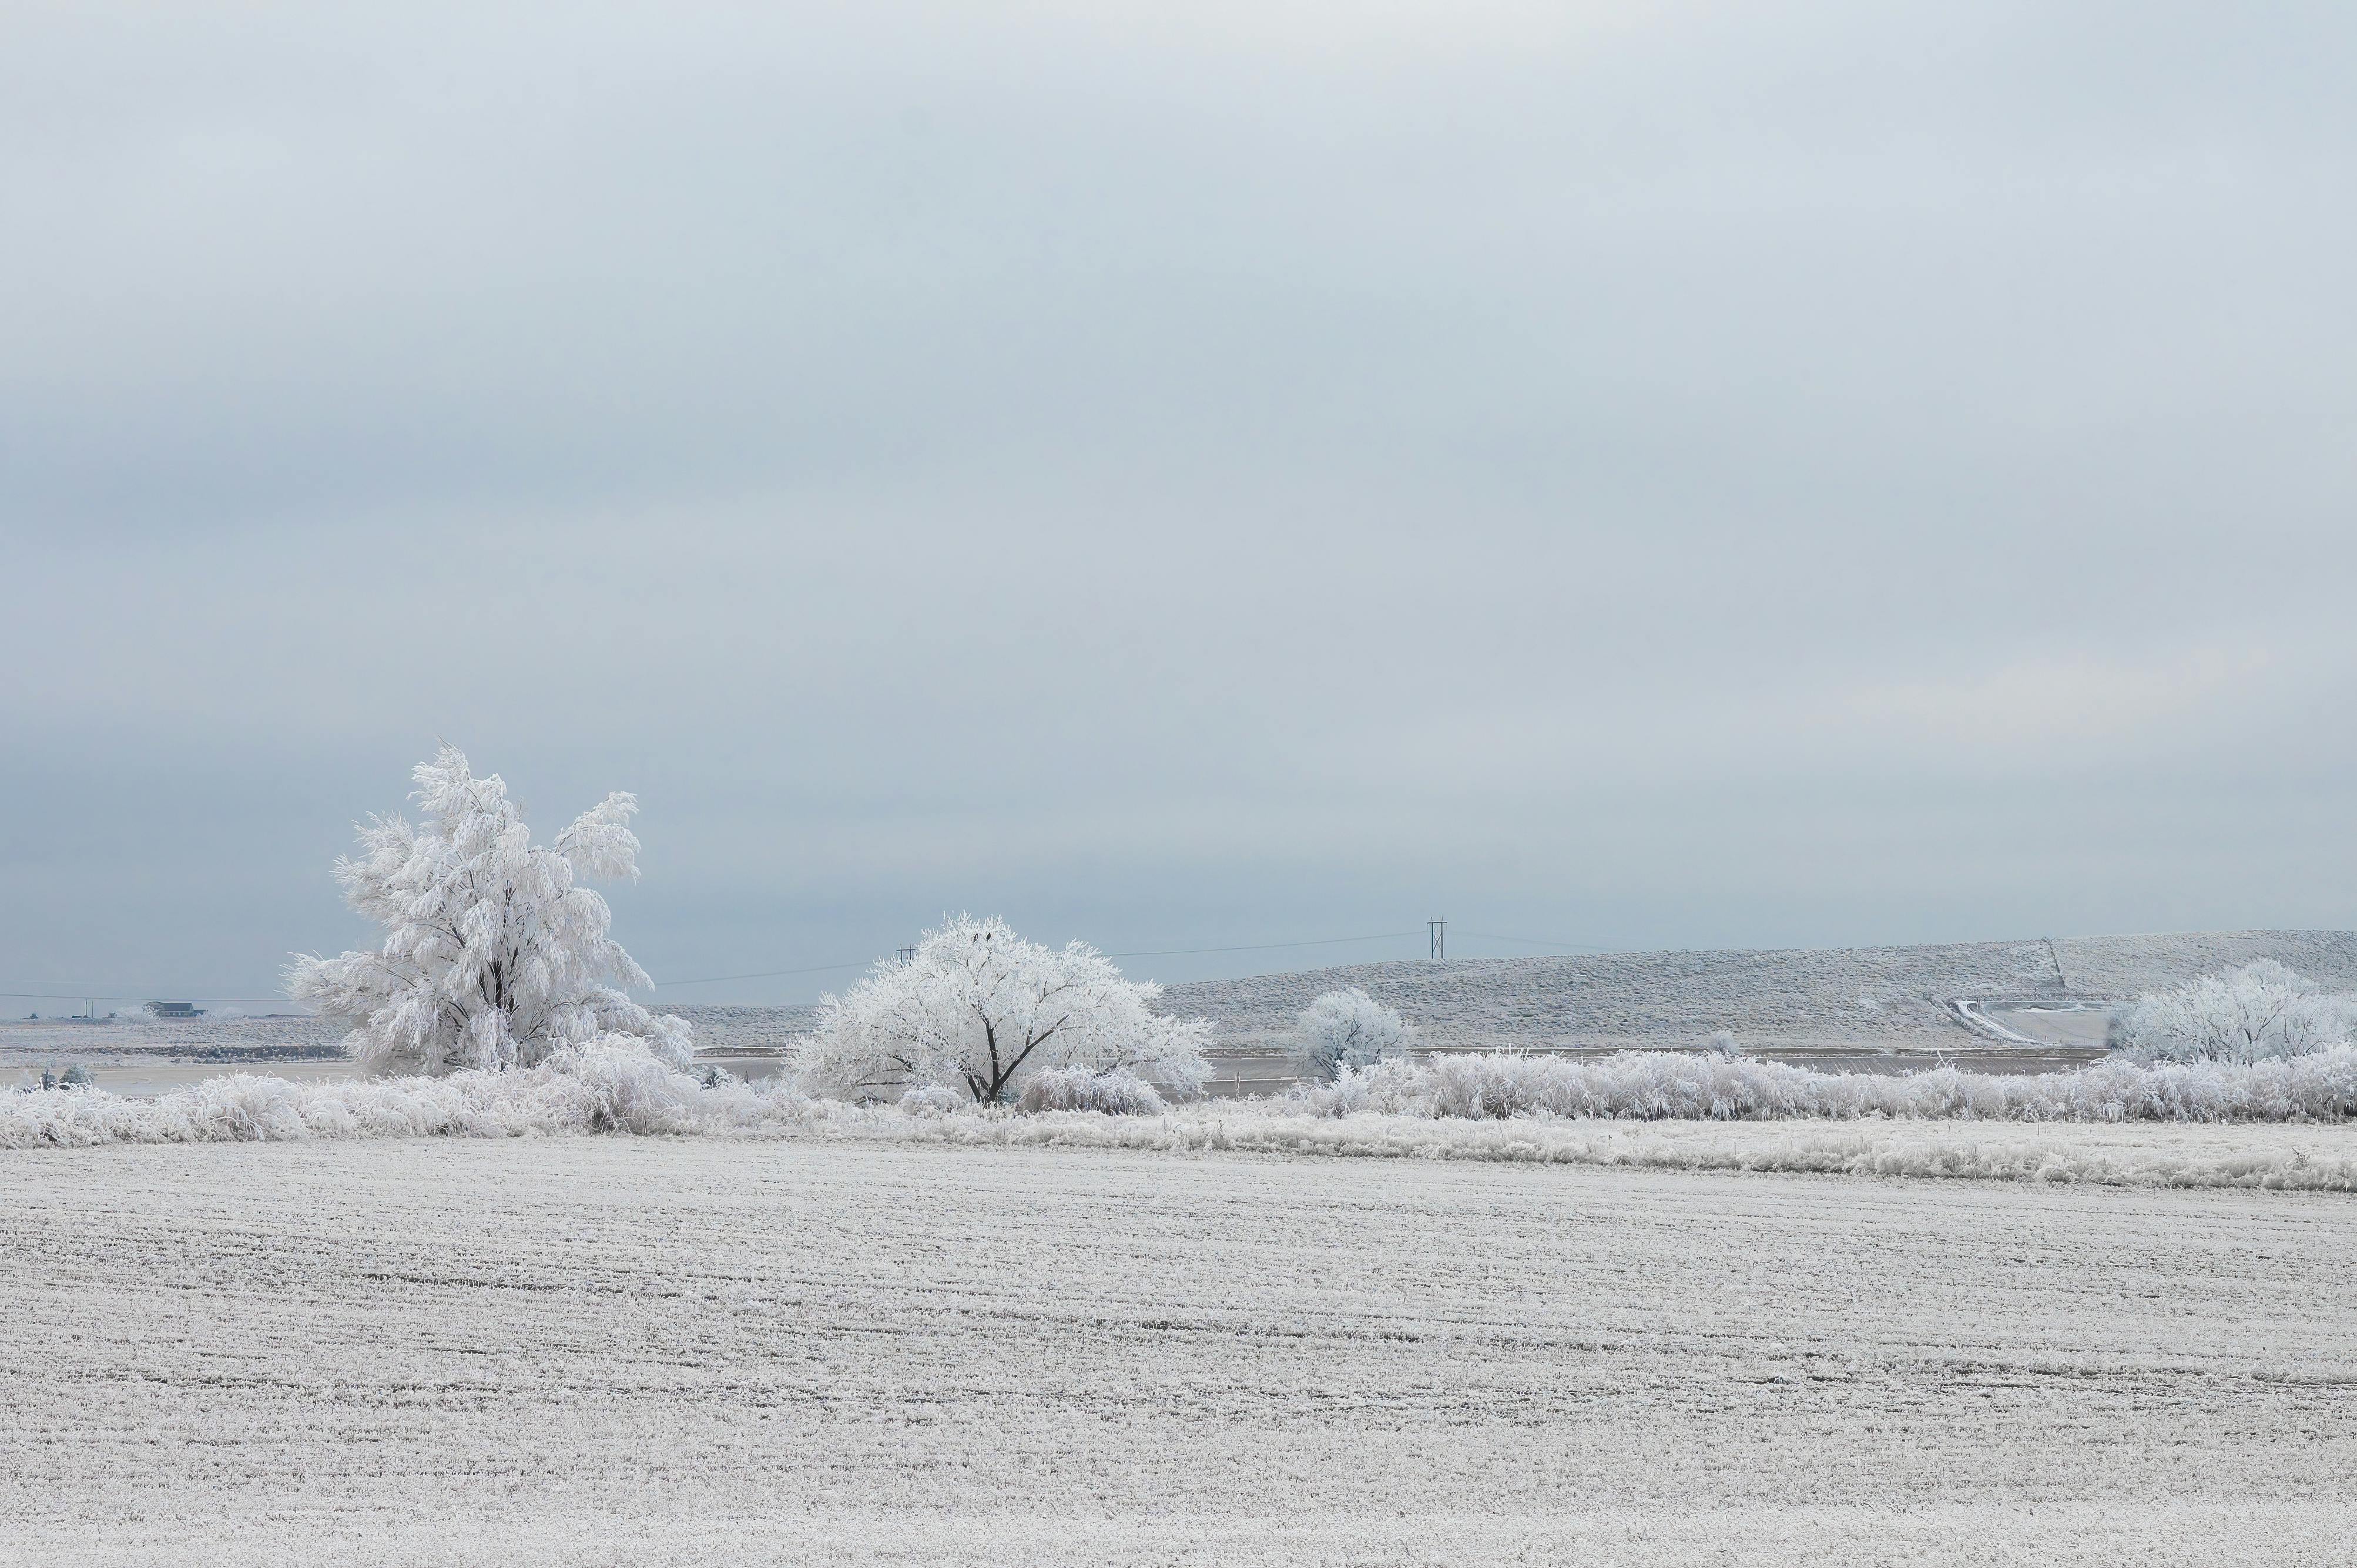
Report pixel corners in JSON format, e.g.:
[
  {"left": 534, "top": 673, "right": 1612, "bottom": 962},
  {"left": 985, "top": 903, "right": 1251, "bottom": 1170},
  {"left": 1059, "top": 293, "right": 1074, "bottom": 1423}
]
[
  {"left": 1291, "top": 986, "right": 1416, "bottom": 1082},
  {"left": 2113, "top": 960, "right": 2357, "bottom": 1065},
  {"left": 790, "top": 915, "right": 1212, "bottom": 1104},
  {"left": 286, "top": 746, "right": 692, "bottom": 1075}
]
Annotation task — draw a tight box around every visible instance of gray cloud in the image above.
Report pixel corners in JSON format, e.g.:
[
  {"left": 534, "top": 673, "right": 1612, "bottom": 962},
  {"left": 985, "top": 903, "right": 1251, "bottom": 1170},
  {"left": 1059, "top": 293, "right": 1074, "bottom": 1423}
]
[{"left": 5, "top": 1, "right": 2354, "bottom": 1006}]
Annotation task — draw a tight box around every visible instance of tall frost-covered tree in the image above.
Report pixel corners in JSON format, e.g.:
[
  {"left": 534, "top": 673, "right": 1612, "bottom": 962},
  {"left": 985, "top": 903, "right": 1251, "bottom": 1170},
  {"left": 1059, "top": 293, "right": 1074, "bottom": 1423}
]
[
  {"left": 1290, "top": 986, "right": 1416, "bottom": 1081},
  {"left": 287, "top": 747, "right": 692, "bottom": 1075},
  {"left": 790, "top": 915, "right": 1212, "bottom": 1104}
]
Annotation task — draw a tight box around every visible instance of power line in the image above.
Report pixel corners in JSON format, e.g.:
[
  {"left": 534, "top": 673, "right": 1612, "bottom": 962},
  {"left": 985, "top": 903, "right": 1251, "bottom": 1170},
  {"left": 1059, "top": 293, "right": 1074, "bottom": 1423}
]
[
  {"left": 1458, "top": 931, "right": 1617, "bottom": 952},
  {"left": 652, "top": 930, "right": 1425, "bottom": 987},
  {"left": 5, "top": 928, "right": 1449, "bottom": 1003},
  {"left": 653, "top": 961, "right": 876, "bottom": 988},
  {"left": 1103, "top": 931, "right": 1420, "bottom": 959}
]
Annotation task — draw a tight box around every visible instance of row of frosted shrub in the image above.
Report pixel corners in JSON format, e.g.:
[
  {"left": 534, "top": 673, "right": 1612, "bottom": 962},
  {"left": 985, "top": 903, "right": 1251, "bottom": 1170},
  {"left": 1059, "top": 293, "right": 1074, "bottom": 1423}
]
[
  {"left": 1283, "top": 1047, "right": 2357, "bottom": 1124},
  {"left": 0, "top": 1047, "right": 1190, "bottom": 1149},
  {"left": 0, "top": 1038, "right": 770, "bottom": 1148},
  {"left": 15, "top": 1042, "right": 2357, "bottom": 1149}
]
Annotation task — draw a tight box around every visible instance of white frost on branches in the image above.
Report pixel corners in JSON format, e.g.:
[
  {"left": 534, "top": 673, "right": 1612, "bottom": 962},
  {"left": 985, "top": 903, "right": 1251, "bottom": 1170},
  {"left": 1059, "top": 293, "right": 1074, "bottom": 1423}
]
[
  {"left": 789, "top": 915, "right": 1213, "bottom": 1104},
  {"left": 1290, "top": 987, "right": 1416, "bottom": 1082},
  {"left": 286, "top": 747, "right": 692, "bottom": 1075},
  {"left": 2113, "top": 960, "right": 2357, "bottom": 1065},
  {"left": 1017, "top": 1066, "right": 1169, "bottom": 1115},
  {"left": 1280, "top": 1045, "right": 2357, "bottom": 1124}
]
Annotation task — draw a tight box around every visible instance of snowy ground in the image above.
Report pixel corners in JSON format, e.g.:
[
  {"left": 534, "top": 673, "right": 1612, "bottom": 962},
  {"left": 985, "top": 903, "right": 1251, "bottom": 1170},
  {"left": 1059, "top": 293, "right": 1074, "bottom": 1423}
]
[
  {"left": 0, "top": 1012, "right": 341, "bottom": 1060},
  {"left": 4, "top": 1137, "right": 2352, "bottom": 1566},
  {"left": 1983, "top": 1001, "right": 2117, "bottom": 1047}
]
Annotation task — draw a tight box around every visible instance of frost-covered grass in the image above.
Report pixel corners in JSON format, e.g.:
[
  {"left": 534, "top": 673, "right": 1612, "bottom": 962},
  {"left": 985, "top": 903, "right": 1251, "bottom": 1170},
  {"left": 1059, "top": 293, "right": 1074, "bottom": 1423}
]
[
  {"left": 1285, "top": 1046, "right": 2357, "bottom": 1124},
  {"left": 5, "top": 1138, "right": 2355, "bottom": 1566},
  {"left": 1013, "top": 1065, "right": 1169, "bottom": 1114},
  {"left": 0, "top": 1040, "right": 816, "bottom": 1147},
  {"left": 12, "top": 1043, "right": 2357, "bottom": 1188}
]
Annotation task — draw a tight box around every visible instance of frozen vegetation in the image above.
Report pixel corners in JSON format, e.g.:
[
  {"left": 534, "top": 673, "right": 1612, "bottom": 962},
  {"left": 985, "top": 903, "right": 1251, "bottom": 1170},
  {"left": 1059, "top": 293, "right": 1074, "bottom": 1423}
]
[
  {"left": 287, "top": 747, "right": 693, "bottom": 1072},
  {"left": 786, "top": 915, "right": 1212, "bottom": 1103},
  {"left": 1011, "top": 1065, "right": 1170, "bottom": 1114},
  {"left": 11, "top": 1039, "right": 2357, "bottom": 1188},
  {"left": 2113, "top": 959, "right": 2357, "bottom": 1063},
  {"left": 1288, "top": 986, "right": 1416, "bottom": 1081},
  {"left": 1282, "top": 1043, "right": 2357, "bottom": 1126},
  {"left": 5, "top": 1137, "right": 2354, "bottom": 1566}
]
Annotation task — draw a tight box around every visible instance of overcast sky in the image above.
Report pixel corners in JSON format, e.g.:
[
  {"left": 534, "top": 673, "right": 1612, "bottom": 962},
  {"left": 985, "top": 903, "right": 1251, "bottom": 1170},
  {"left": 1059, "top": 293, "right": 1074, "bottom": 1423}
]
[{"left": 5, "top": 0, "right": 2354, "bottom": 1010}]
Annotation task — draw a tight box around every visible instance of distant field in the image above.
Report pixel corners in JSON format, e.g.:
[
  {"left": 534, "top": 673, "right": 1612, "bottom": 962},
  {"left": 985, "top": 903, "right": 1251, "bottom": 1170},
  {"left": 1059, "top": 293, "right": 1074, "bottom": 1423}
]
[
  {"left": 3, "top": 1137, "right": 2351, "bottom": 1566},
  {"left": 11, "top": 932, "right": 2353, "bottom": 1097}
]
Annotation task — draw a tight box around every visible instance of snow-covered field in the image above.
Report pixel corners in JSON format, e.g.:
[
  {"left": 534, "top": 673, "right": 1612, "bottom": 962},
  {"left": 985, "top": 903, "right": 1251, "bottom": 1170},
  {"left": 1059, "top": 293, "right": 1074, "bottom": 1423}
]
[
  {"left": 3, "top": 1137, "right": 2351, "bottom": 1566},
  {"left": 0, "top": 1012, "right": 341, "bottom": 1059}
]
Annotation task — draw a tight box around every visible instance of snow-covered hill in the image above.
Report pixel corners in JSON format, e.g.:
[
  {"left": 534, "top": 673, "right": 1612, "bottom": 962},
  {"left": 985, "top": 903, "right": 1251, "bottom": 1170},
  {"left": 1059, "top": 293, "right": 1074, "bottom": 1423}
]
[
  {"left": 12, "top": 931, "right": 2352, "bottom": 1066},
  {"left": 672, "top": 929, "right": 2357, "bottom": 1059},
  {"left": 1152, "top": 929, "right": 2357, "bottom": 1053}
]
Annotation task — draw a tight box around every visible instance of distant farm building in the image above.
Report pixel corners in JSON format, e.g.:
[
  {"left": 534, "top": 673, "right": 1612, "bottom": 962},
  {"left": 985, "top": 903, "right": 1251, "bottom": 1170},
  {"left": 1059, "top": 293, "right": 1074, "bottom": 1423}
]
[{"left": 149, "top": 1001, "right": 206, "bottom": 1019}]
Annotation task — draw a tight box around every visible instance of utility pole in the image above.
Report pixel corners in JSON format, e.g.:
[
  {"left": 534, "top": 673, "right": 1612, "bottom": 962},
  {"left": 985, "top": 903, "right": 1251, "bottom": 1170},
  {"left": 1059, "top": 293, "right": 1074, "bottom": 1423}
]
[{"left": 1429, "top": 919, "right": 1446, "bottom": 960}]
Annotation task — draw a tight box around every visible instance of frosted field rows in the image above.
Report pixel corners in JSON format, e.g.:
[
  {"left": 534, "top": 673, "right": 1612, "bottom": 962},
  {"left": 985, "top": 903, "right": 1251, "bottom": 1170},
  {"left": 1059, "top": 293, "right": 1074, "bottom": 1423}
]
[{"left": 4, "top": 1139, "right": 2354, "bottom": 1566}]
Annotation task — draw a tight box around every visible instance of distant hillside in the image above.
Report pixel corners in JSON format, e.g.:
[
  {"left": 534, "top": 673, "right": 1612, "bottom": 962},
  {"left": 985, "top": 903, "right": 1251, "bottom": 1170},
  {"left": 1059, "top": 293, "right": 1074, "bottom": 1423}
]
[
  {"left": 13, "top": 931, "right": 2351, "bottom": 1063},
  {"left": 1150, "top": 931, "right": 2357, "bottom": 1053}
]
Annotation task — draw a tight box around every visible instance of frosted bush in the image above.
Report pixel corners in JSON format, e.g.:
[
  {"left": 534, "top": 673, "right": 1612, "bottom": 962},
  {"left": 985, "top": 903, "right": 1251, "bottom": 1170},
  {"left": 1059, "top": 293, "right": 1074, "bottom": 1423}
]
[
  {"left": 1290, "top": 988, "right": 1416, "bottom": 1082},
  {"left": 0, "top": 1036, "right": 769, "bottom": 1149},
  {"left": 898, "top": 1083, "right": 963, "bottom": 1116},
  {"left": 2113, "top": 961, "right": 2357, "bottom": 1065},
  {"left": 287, "top": 747, "right": 692, "bottom": 1074},
  {"left": 1285, "top": 1047, "right": 2357, "bottom": 1125},
  {"left": 789, "top": 915, "right": 1213, "bottom": 1104},
  {"left": 1017, "top": 1067, "right": 1168, "bottom": 1116},
  {"left": 546, "top": 1036, "right": 710, "bottom": 1134}
]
